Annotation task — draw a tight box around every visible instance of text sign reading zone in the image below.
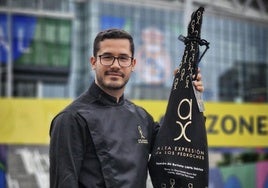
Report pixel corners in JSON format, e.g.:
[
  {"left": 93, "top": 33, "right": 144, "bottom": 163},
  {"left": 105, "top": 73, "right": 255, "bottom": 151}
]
[{"left": 204, "top": 103, "right": 268, "bottom": 147}]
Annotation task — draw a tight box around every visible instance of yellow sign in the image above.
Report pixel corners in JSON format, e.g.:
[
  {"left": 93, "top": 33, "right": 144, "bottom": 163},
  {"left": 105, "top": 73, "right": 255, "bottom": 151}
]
[
  {"left": 0, "top": 98, "right": 71, "bottom": 145},
  {"left": 204, "top": 102, "right": 268, "bottom": 147},
  {"left": 0, "top": 99, "right": 267, "bottom": 147}
]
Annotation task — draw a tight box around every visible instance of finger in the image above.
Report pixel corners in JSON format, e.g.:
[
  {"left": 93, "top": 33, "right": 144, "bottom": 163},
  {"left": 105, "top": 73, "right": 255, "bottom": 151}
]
[
  {"left": 193, "top": 80, "right": 204, "bottom": 92},
  {"left": 195, "top": 84, "right": 204, "bottom": 92},
  {"left": 196, "top": 72, "right": 202, "bottom": 81},
  {"left": 194, "top": 79, "right": 203, "bottom": 87},
  {"left": 192, "top": 72, "right": 201, "bottom": 80},
  {"left": 197, "top": 85, "right": 204, "bottom": 92},
  {"left": 173, "top": 68, "right": 179, "bottom": 76}
]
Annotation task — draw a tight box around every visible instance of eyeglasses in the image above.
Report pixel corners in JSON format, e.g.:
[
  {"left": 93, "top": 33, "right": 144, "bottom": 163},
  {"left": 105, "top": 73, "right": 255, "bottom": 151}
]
[{"left": 98, "top": 54, "right": 133, "bottom": 67}]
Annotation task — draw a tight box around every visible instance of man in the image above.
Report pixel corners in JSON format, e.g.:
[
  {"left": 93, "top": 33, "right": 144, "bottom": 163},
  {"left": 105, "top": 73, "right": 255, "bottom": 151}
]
[{"left": 49, "top": 28, "right": 204, "bottom": 188}]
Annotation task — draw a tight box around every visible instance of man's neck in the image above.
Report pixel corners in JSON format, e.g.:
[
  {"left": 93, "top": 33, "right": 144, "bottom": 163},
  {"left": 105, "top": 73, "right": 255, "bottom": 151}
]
[{"left": 95, "top": 82, "right": 124, "bottom": 103}]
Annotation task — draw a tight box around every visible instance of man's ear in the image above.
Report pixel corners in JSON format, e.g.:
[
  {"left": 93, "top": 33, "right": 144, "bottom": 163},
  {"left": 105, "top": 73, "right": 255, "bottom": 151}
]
[
  {"left": 131, "top": 58, "right": 137, "bottom": 71},
  {"left": 90, "top": 56, "right": 96, "bottom": 70}
]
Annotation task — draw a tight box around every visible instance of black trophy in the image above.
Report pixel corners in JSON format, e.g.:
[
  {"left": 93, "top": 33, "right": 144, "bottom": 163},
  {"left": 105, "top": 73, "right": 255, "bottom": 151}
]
[{"left": 149, "top": 6, "right": 210, "bottom": 188}]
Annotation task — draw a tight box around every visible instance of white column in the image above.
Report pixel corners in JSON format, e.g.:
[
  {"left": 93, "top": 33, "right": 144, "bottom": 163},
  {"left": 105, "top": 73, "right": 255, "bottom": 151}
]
[
  {"left": 6, "top": 0, "right": 13, "bottom": 97},
  {"left": 37, "top": 80, "right": 43, "bottom": 98}
]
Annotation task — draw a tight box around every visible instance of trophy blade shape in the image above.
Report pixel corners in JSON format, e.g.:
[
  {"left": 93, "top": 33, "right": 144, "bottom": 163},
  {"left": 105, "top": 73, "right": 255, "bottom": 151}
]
[{"left": 149, "top": 7, "right": 209, "bottom": 188}]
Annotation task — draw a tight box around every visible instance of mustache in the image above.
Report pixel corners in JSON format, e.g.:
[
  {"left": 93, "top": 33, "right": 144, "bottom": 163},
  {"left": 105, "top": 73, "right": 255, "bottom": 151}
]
[{"left": 105, "top": 70, "right": 125, "bottom": 77}]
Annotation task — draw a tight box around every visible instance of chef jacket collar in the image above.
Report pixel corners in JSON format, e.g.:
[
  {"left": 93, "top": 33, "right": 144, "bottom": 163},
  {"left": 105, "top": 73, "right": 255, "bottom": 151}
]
[{"left": 89, "top": 81, "right": 125, "bottom": 106}]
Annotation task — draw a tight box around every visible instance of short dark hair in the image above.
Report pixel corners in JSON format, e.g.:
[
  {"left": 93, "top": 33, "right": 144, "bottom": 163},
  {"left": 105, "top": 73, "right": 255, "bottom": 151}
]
[{"left": 93, "top": 28, "right": 135, "bottom": 57}]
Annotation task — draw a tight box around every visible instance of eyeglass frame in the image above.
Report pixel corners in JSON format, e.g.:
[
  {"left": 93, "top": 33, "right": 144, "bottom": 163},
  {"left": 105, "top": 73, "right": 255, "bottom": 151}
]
[{"left": 98, "top": 54, "right": 134, "bottom": 67}]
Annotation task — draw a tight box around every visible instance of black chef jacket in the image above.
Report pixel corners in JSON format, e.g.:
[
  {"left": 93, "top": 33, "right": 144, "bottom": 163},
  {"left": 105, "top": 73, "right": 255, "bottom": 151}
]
[{"left": 49, "top": 82, "right": 160, "bottom": 188}]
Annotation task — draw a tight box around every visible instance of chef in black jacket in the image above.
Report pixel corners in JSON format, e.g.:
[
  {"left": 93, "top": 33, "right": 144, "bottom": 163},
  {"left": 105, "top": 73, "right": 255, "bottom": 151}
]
[{"left": 49, "top": 28, "right": 204, "bottom": 188}]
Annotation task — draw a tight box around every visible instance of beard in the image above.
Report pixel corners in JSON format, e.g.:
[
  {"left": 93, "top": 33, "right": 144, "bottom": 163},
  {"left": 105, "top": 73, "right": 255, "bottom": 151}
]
[
  {"left": 96, "top": 71, "right": 129, "bottom": 91},
  {"left": 103, "top": 80, "right": 127, "bottom": 90}
]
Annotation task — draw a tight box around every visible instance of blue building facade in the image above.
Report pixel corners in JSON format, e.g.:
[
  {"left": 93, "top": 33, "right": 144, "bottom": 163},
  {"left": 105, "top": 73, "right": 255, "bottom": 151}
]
[{"left": 0, "top": 0, "right": 267, "bottom": 101}]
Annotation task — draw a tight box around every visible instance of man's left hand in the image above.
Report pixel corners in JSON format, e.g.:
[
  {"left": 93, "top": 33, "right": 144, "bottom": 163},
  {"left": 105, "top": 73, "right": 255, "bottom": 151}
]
[{"left": 193, "top": 68, "right": 204, "bottom": 92}]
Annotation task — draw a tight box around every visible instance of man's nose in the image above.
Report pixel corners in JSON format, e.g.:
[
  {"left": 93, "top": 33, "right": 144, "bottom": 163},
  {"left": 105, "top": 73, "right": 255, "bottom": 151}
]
[{"left": 111, "top": 58, "right": 121, "bottom": 68}]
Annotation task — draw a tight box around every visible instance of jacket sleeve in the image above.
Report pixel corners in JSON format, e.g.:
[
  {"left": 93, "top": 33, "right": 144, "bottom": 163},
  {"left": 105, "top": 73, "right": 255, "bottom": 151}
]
[{"left": 49, "top": 111, "right": 87, "bottom": 188}]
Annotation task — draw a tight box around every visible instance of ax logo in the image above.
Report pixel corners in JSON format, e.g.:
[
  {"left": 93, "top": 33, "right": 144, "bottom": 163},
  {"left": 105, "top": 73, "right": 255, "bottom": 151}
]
[{"left": 174, "top": 98, "right": 192, "bottom": 142}]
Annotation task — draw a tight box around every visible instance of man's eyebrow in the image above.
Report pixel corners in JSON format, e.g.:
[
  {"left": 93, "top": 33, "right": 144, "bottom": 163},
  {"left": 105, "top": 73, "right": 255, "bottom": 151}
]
[
  {"left": 101, "top": 52, "right": 131, "bottom": 57},
  {"left": 100, "top": 52, "right": 113, "bottom": 55}
]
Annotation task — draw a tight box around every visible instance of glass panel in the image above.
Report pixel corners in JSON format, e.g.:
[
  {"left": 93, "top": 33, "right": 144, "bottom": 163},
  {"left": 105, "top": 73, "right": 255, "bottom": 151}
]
[
  {"left": 58, "top": 21, "right": 71, "bottom": 44},
  {"left": 58, "top": 45, "right": 70, "bottom": 67},
  {"left": 45, "top": 19, "right": 56, "bottom": 42}
]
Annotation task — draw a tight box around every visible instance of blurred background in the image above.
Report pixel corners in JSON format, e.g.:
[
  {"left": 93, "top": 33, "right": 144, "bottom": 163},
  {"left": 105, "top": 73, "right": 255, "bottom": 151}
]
[{"left": 0, "top": 0, "right": 268, "bottom": 187}]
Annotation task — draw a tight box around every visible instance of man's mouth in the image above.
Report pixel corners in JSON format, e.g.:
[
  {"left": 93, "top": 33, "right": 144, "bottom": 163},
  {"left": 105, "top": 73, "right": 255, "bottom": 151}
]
[{"left": 105, "top": 71, "right": 124, "bottom": 78}]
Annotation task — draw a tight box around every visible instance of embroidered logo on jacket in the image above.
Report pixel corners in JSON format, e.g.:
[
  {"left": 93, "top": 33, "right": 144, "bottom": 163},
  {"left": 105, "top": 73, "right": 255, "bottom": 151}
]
[{"left": 137, "top": 125, "right": 148, "bottom": 144}]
